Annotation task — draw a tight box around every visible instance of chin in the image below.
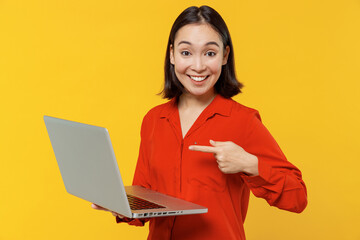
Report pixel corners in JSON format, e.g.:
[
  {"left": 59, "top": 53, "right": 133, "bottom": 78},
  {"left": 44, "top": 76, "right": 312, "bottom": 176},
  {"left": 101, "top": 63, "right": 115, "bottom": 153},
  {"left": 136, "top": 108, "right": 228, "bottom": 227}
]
[{"left": 187, "top": 89, "right": 212, "bottom": 97}]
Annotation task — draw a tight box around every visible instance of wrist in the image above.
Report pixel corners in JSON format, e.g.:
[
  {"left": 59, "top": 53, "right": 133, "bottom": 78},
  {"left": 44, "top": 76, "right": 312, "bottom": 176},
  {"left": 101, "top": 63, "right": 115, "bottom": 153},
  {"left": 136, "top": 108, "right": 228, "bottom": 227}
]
[{"left": 244, "top": 154, "right": 259, "bottom": 176}]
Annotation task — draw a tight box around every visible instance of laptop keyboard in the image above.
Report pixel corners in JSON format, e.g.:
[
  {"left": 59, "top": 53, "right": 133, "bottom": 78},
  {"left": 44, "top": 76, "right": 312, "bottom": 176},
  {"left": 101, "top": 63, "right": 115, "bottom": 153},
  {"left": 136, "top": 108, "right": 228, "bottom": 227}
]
[{"left": 127, "top": 195, "right": 166, "bottom": 210}]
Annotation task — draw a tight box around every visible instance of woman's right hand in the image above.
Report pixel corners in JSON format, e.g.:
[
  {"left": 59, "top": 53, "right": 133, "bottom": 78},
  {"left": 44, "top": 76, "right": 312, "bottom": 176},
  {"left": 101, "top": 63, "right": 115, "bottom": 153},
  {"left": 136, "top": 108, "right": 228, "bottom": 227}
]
[{"left": 91, "top": 203, "right": 126, "bottom": 219}]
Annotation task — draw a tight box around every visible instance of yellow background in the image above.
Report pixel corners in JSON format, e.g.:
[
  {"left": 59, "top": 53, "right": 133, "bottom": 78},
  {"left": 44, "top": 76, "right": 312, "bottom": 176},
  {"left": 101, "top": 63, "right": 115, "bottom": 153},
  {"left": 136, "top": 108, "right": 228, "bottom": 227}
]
[{"left": 1, "top": 0, "right": 359, "bottom": 239}]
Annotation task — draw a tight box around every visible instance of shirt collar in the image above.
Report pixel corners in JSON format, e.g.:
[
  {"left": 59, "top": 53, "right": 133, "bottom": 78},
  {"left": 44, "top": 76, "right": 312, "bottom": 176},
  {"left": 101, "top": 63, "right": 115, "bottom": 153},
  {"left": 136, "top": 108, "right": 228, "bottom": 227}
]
[{"left": 159, "top": 94, "right": 233, "bottom": 119}]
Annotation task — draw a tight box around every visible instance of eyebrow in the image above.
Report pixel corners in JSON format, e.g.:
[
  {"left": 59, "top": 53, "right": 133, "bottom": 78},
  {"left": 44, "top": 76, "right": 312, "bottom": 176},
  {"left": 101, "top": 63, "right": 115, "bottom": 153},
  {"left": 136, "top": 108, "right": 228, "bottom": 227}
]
[{"left": 177, "top": 41, "right": 220, "bottom": 48}]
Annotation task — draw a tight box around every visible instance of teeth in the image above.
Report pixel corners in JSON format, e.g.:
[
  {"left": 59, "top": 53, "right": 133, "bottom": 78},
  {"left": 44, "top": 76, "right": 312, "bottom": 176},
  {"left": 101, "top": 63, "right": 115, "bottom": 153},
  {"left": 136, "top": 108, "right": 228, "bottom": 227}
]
[{"left": 190, "top": 75, "right": 207, "bottom": 81}]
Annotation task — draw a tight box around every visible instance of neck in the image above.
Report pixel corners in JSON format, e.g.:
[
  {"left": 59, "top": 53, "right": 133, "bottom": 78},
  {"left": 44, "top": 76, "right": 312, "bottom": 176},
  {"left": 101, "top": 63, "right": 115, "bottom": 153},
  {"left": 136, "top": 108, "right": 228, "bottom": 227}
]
[{"left": 178, "top": 90, "right": 216, "bottom": 110}]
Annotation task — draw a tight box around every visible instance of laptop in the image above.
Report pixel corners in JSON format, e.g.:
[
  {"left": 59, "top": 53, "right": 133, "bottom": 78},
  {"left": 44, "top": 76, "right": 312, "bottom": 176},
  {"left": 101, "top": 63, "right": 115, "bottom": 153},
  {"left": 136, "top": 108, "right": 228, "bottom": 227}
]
[{"left": 43, "top": 115, "right": 208, "bottom": 219}]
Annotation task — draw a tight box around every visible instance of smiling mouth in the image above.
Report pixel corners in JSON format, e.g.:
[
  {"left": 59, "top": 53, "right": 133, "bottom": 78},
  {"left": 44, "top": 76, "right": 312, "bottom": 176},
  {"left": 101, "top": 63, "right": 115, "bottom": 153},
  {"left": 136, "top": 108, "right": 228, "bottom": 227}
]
[{"left": 188, "top": 75, "right": 209, "bottom": 82}]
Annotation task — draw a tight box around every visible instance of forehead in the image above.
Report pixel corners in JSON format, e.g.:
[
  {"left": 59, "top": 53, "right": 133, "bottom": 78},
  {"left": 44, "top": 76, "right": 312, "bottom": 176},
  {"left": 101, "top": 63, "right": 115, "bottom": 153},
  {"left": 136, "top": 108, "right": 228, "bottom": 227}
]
[{"left": 174, "top": 23, "right": 223, "bottom": 47}]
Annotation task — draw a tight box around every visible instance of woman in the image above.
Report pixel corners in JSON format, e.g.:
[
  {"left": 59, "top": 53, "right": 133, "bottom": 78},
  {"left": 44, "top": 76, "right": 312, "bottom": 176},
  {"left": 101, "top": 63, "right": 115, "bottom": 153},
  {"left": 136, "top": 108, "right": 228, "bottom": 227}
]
[{"left": 93, "top": 5, "right": 307, "bottom": 240}]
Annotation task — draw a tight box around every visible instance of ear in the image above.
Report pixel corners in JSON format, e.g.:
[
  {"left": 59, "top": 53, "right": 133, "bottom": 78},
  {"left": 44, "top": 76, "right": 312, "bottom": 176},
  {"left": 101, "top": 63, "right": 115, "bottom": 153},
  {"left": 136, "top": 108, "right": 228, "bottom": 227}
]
[
  {"left": 169, "top": 44, "right": 175, "bottom": 65},
  {"left": 222, "top": 46, "right": 230, "bottom": 65}
]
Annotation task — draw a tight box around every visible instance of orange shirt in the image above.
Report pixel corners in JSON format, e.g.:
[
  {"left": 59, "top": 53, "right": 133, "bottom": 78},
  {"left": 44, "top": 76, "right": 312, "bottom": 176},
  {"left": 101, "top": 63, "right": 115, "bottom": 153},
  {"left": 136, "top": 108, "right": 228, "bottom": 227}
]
[{"left": 118, "top": 94, "right": 307, "bottom": 240}]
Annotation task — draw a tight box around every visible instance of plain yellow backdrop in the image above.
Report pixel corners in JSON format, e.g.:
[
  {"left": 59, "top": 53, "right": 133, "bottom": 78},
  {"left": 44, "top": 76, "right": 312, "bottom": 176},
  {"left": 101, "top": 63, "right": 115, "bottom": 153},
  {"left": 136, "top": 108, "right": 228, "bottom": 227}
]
[{"left": 1, "top": 0, "right": 359, "bottom": 239}]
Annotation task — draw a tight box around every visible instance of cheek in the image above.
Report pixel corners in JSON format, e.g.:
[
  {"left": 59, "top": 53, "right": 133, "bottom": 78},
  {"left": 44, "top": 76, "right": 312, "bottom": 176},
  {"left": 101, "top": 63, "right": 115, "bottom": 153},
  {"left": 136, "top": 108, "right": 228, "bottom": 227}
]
[
  {"left": 174, "top": 58, "right": 189, "bottom": 74},
  {"left": 207, "top": 59, "right": 223, "bottom": 74}
]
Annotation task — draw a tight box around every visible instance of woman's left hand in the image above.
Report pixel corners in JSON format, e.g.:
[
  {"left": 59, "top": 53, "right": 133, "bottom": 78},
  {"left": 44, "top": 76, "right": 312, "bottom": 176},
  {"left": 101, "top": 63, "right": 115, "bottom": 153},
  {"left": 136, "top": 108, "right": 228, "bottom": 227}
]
[
  {"left": 189, "top": 140, "right": 259, "bottom": 176},
  {"left": 91, "top": 203, "right": 126, "bottom": 219}
]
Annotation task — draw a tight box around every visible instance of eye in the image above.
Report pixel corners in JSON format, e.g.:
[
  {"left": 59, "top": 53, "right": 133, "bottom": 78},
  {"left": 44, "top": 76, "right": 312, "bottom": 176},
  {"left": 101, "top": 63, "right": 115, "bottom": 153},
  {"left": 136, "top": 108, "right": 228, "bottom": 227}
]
[
  {"left": 206, "top": 51, "right": 216, "bottom": 57},
  {"left": 181, "top": 51, "right": 191, "bottom": 56}
]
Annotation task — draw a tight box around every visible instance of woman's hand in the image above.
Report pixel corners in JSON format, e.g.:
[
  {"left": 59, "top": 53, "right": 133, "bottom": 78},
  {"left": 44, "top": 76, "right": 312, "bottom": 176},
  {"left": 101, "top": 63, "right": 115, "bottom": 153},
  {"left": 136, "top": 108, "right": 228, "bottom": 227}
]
[
  {"left": 189, "top": 140, "right": 259, "bottom": 176},
  {"left": 91, "top": 203, "right": 125, "bottom": 218}
]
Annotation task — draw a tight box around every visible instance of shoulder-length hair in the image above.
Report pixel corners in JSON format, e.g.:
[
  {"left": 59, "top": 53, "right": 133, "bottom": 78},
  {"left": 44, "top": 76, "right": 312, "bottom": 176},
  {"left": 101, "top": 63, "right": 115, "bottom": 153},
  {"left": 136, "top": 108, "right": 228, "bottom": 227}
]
[{"left": 161, "top": 5, "right": 243, "bottom": 99}]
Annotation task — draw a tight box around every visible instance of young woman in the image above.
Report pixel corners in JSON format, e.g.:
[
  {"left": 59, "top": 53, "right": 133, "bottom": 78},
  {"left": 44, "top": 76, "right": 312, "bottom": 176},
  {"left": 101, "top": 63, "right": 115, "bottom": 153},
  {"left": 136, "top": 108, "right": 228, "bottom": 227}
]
[{"left": 93, "top": 5, "right": 307, "bottom": 240}]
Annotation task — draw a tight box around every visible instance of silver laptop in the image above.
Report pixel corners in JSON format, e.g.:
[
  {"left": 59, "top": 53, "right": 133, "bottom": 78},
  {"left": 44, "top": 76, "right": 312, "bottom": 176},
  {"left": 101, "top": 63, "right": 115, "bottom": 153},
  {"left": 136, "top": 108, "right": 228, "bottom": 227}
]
[{"left": 44, "top": 115, "right": 208, "bottom": 219}]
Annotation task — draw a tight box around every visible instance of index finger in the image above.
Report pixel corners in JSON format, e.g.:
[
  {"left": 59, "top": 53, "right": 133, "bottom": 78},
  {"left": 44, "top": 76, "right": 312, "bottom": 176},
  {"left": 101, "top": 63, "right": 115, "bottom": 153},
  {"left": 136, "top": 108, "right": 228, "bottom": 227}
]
[{"left": 189, "top": 145, "right": 217, "bottom": 153}]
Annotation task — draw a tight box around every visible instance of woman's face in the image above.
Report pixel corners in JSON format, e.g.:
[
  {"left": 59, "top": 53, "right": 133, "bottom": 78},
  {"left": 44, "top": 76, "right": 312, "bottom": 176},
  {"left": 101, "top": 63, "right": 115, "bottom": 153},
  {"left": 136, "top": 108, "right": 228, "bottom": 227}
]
[{"left": 170, "top": 23, "right": 230, "bottom": 98}]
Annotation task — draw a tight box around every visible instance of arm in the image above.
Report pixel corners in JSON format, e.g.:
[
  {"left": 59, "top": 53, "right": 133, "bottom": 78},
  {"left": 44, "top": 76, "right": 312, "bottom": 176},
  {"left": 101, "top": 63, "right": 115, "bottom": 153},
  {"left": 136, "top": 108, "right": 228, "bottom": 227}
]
[
  {"left": 189, "top": 111, "right": 307, "bottom": 213},
  {"left": 241, "top": 112, "right": 308, "bottom": 213}
]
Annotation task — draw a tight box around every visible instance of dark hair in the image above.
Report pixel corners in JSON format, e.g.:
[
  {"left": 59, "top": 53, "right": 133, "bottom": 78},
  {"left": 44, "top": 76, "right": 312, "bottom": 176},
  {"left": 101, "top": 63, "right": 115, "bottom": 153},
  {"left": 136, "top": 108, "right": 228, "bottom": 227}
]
[{"left": 161, "top": 5, "right": 243, "bottom": 99}]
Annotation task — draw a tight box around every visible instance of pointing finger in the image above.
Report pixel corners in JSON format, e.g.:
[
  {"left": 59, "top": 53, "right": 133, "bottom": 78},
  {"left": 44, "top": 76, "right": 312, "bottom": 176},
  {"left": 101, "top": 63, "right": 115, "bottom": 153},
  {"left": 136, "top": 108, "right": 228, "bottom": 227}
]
[
  {"left": 209, "top": 140, "right": 217, "bottom": 146},
  {"left": 210, "top": 139, "right": 229, "bottom": 146},
  {"left": 189, "top": 145, "right": 217, "bottom": 153}
]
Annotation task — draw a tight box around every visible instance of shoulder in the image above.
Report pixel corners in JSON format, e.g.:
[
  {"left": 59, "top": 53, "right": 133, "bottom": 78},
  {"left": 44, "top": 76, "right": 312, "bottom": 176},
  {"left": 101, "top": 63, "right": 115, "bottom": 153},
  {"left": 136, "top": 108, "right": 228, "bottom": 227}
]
[
  {"left": 228, "top": 98, "right": 261, "bottom": 121},
  {"left": 143, "top": 100, "right": 173, "bottom": 120},
  {"left": 139, "top": 100, "right": 174, "bottom": 137},
  {"left": 140, "top": 100, "right": 175, "bottom": 129}
]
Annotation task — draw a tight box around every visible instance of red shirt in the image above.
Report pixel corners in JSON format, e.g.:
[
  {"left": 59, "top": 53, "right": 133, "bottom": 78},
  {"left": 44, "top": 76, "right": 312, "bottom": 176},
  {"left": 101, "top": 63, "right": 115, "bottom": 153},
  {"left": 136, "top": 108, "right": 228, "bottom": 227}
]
[{"left": 118, "top": 94, "right": 307, "bottom": 240}]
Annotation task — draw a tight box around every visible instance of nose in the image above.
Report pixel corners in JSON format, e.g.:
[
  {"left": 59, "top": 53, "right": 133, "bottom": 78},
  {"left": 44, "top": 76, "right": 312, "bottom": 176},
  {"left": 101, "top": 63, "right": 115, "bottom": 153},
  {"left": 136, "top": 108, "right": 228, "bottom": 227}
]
[{"left": 191, "top": 55, "right": 206, "bottom": 72}]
